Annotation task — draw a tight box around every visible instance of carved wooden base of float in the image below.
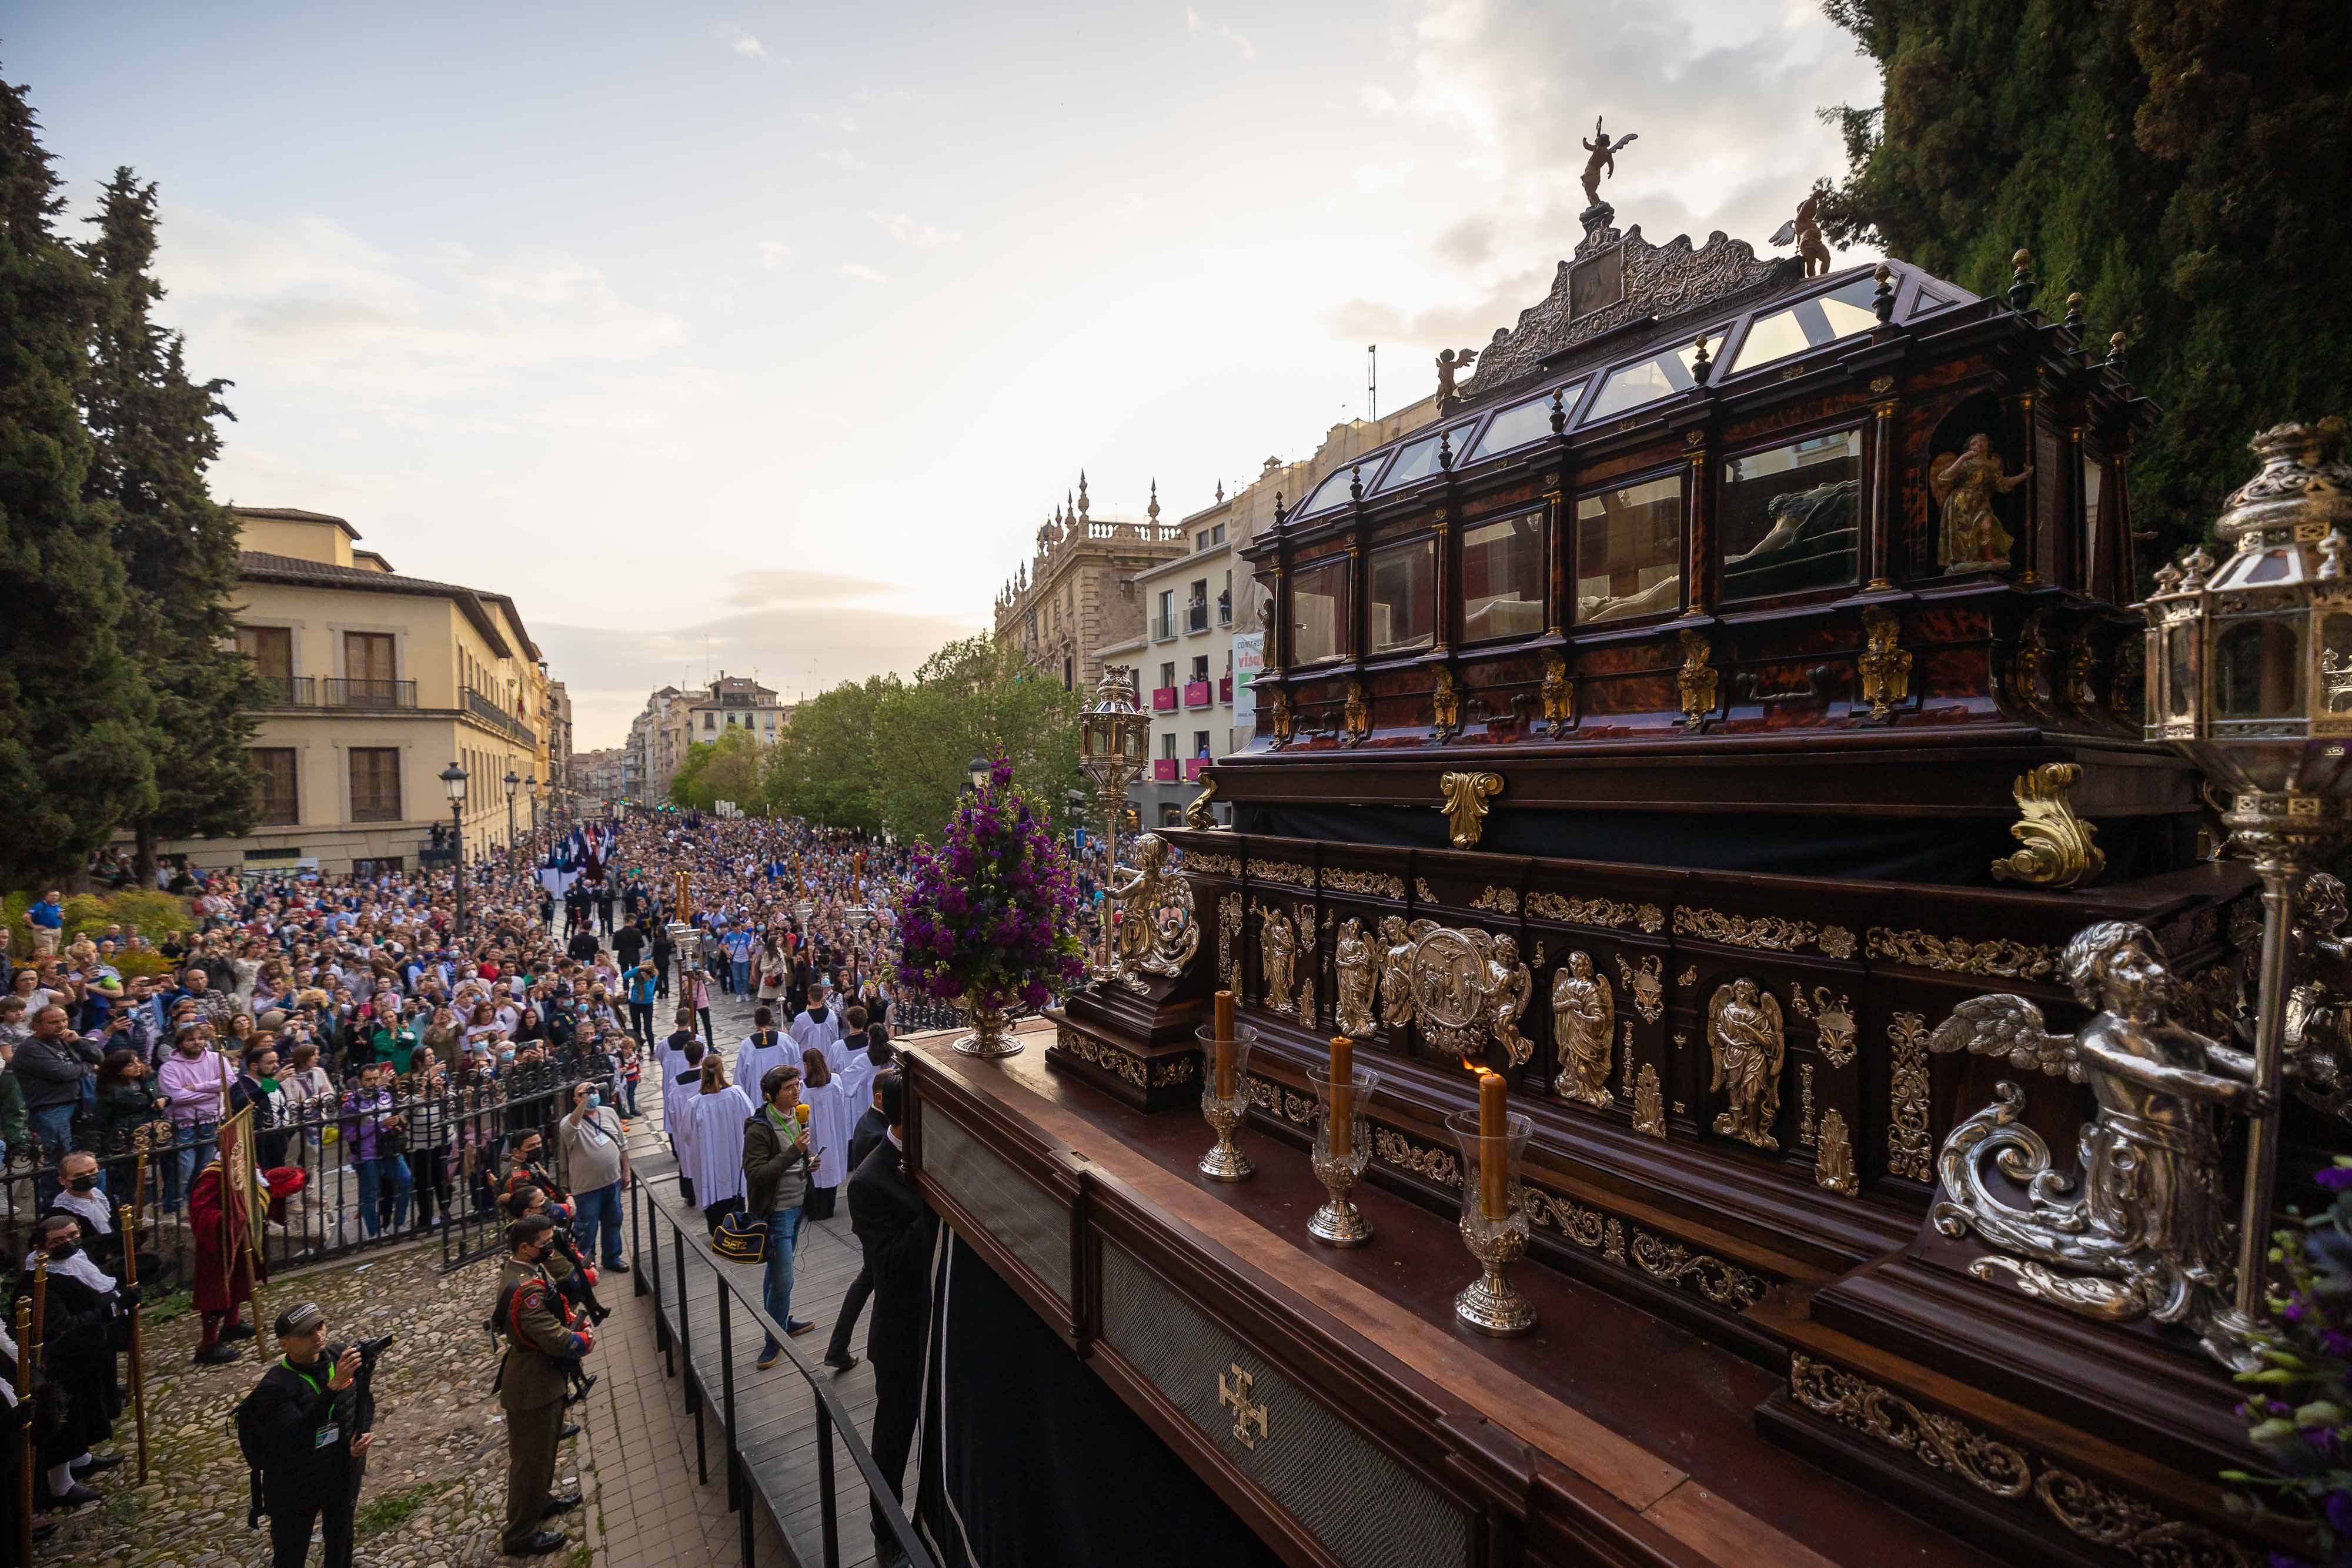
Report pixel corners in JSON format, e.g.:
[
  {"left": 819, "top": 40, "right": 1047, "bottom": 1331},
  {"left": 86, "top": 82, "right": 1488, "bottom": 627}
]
[
  {"left": 1752, "top": 1334, "right": 2276, "bottom": 1568},
  {"left": 1044, "top": 1011, "right": 1202, "bottom": 1114}
]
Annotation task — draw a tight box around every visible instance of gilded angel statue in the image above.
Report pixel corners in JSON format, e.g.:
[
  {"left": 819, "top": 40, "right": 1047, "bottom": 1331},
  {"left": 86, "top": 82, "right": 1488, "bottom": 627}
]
[
  {"left": 1551, "top": 952, "right": 1615, "bottom": 1109},
  {"left": 1926, "top": 920, "right": 2270, "bottom": 1355},
  {"left": 1932, "top": 433, "right": 2032, "bottom": 570},
  {"left": 1334, "top": 917, "right": 1378, "bottom": 1039},
  {"left": 1708, "top": 979, "right": 1785, "bottom": 1149},
  {"left": 1486, "top": 935, "right": 1534, "bottom": 1068},
  {"left": 1378, "top": 915, "right": 1422, "bottom": 1029},
  {"left": 1579, "top": 115, "right": 1638, "bottom": 208},
  {"left": 1112, "top": 833, "right": 1197, "bottom": 989}
]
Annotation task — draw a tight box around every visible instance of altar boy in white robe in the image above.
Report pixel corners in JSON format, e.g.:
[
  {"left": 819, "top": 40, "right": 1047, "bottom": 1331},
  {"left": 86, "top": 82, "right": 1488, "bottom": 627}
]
[
  {"left": 787, "top": 986, "right": 850, "bottom": 1080},
  {"left": 735, "top": 1007, "right": 796, "bottom": 1095},
  {"left": 797, "top": 1047, "right": 853, "bottom": 1222},
  {"left": 684, "top": 1054, "right": 754, "bottom": 1235},
  {"left": 663, "top": 1025, "right": 705, "bottom": 1207}
]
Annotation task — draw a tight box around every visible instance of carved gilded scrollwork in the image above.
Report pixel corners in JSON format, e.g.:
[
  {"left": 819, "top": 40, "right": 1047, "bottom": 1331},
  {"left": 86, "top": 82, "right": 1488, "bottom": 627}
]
[
  {"left": 1469, "top": 885, "right": 1519, "bottom": 915},
  {"left": 1631, "top": 1233, "right": 1766, "bottom": 1308},
  {"left": 1217, "top": 894, "right": 1242, "bottom": 994},
  {"left": 1816, "top": 1108, "right": 1859, "bottom": 1195},
  {"left": 1526, "top": 891, "right": 1633, "bottom": 928},
  {"left": 1866, "top": 927, "right": 2059, "bottom": 980},
  {"left": 1675, "top": 906, "right": 1819, "bottom": 952},
  {"left": 1374, "top": 1127, "right": 1461, "bottom": 1186},
  {"left": 1819, "top": 925, "right": 1856, "bottom": 959},
  {"left": 1246, "top": 858, "right": 1314, "bottom": 889},
  {"left": 1788, "top": 1356, "right": 2258, "bottom": 1567},
  {"left": 1332, "top": 917, "right": 1377, "bottom": 1039},
  {"left": 1324, "top": 868, "right": 1403, "bottom": 900},
  {"left": 1551, "top": 952, "right": 1615, "bottom": 1108},
  {"left": 1676, "top": 628, "right": 1719, "bottom": 724},
  {"left": 1633, "top": 1064, "right": 1666, "bottom": 1137},
  {"left": 1437, "top": 771, "right": 1504, "bottom": 849},
  {"left": 1613, "top": 954, "right": 1663, "bottom": 1024},
  {"left": 1708, "top": 980, "right": 1785, "bottom": 1151},
  {"left": 1539, "top": 651, "right": 1574, "bottom": 736},
  {"left": 1111, "top": 834, "right": 1198, "bottom": 991},
  {"left": 1886, "top": 1011, "right": 1932, "bottom": 1182},
  {"left": 1057, "top": 1025, "right": 1145, "bottom": 1087},
  {"left": 1789, "top": 985, "right": 1856, "bottom": 1066},
  {"left": 1293, "top": 900, "right": 1318, "bottom": 1021},
  {"left": 1521, "top": 1185, "right": 1609, "bottom": 1249},
  {"left": 1799, "top": 1063, "right": 1817, "bottom": 1145},
  {"left": 1431, "top": 667, "right": 1462, "bottom": 741},
  {"left": 1857, "top": 604, "right": 1912, "bottom": 722},
  {"left": 1189, "top": 851, "right": 1240, "bottom": 877},
  {"left": 1989, "top": 763, "right": 2106, "bottom": 888}
]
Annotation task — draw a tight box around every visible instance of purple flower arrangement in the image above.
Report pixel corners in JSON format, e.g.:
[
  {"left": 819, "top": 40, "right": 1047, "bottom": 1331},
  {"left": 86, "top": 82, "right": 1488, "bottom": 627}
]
[
  {"left": 894, "top": 755, "right": 1087, "bottom": 1014},
  {"left": 2226, "top": 1158, "right": 2352, "bottom": 1567}
]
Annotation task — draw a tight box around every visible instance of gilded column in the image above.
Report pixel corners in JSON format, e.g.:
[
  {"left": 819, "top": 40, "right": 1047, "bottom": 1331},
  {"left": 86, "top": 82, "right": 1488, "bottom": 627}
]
[{"left": 1867, "top": 393, "right": 1897, "bottom": 590}]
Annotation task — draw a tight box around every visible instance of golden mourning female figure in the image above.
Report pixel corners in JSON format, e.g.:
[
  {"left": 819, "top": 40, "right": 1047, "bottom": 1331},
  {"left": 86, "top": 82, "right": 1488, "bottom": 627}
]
[{"left": 1551, "top": 952, "right": 1615, "bottom": 1109}]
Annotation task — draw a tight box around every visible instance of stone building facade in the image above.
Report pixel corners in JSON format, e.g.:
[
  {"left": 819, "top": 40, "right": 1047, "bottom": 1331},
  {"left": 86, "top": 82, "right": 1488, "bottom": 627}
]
[{"left": 992, "top": 472, "right": 1187, "bottom": 693}]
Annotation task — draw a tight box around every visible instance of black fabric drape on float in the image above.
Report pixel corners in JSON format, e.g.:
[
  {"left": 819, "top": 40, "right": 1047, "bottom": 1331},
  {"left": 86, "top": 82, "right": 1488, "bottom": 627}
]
[
  {"left": 1234, "top": 801, "right": 2200, "bottom": 886},
  {"left": 916, "top": 1229, "right": 1284, "bottom": 1568}
]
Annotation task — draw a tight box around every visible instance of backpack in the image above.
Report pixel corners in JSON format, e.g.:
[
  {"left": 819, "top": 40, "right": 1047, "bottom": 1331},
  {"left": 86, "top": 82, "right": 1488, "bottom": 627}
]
[{"left": 230, "top": 1380, "right": 272, "bottom": 1528}]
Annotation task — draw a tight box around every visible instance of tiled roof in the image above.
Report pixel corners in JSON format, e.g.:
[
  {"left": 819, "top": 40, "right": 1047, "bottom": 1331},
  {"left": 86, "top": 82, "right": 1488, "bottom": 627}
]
[{"left": 238, "top": 550, "right": 516, "bottom": 658}]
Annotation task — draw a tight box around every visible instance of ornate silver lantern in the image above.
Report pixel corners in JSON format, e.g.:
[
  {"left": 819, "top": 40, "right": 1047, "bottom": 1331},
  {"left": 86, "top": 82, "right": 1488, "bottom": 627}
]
[
  {"left": 1078, "top": 666, "right": 1152, "bottom": 983},
  {"left": 2142, "top": 416, "right": 2352, "bottom": 1363}
]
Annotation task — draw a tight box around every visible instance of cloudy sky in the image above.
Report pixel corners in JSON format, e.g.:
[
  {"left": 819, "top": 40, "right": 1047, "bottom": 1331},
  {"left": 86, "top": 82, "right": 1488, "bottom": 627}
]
[{"left": 14, "top": 2, "right": 1879, "bottom": 747}]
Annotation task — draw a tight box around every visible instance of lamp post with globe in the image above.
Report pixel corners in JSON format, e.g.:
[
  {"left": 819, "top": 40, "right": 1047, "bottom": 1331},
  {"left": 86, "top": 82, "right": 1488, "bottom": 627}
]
[{"left": 440, "top": 762, "right": 469, "bottom": 938}]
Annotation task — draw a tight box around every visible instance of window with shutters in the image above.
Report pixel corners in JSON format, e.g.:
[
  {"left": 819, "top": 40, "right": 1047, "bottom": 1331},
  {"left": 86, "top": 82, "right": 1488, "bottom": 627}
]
[
  {"left": 349, "top": 748, "right": 403, "bottom": 823},
  {"left": 253, "top": 749, "right": 298, "bottom": 825}
]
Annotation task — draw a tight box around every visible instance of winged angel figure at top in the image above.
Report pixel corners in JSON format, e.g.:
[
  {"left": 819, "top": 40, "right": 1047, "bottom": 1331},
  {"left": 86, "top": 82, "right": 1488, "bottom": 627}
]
[
  {"left": 1579, "top": 116, "right": 1638, "bottom": 209},
  {"left": 1926, "top": 920, "right": 2270, "bottom": 1352}
]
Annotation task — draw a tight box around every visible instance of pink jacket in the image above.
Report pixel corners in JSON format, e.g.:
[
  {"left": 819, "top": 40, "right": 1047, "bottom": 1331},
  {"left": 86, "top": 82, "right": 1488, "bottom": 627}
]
[{"left": 158, "top": 1049, "right": 233, "bottom": 1124}]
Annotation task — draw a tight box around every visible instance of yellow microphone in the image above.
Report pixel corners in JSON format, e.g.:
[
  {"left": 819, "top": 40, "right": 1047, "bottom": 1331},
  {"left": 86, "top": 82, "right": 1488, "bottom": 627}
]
[{"left": 794, "top": 1102, "right": 811, "bottom": 1128}]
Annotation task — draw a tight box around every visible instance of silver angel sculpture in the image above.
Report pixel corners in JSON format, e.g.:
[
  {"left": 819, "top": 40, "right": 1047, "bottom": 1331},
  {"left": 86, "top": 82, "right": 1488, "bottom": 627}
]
[
  {"left": 1551, "top": 952, "right": 1616, "bottom": 1108},
  {"left": 1377, "top": 915, "right": 1418, "bottom": 1030},
  {"left": 1333, "top": 917, "right": 1378, "bottom": 1039},
  {"left": 1926, "top": 920, "right": 2270, "bottom": 1359},
  {"left": 1112, "top": 833, "right": 1198, "bottom": 992},
  {"left": 1708, "top": 979, "right": 1785, "bottom": 1150}
]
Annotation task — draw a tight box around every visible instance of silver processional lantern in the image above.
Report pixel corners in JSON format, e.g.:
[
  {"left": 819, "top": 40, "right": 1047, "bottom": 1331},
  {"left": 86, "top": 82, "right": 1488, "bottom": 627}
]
[{"left": 2142, "top": 416, "right": 2352, "bottom": 1362}]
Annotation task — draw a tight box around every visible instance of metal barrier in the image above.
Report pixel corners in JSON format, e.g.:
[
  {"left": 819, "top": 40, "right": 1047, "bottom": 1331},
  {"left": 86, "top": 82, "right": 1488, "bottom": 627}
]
[
  {"left": 632, "top": 1174, "right": 934, "bottom": 1568},
  {"left": 0, "top": 1050, "right": 603, "bottom": 1290}
]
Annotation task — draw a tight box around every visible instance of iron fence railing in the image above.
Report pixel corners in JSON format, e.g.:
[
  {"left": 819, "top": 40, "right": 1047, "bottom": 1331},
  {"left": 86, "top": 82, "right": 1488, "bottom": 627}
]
[
  {"left": 634, "top": 1177, "right": 934, "bottom": 1568},
  {"left": 2, "top": 1051, "right": 606, "bottom": 1292},
  {"left": 252, "top": 674, "right": 316, "bottom": 706},
  {"left": 325, "top": 677, "right": 418, "bottom": 709},
  {"left": 888, "top": 993, "right": 968, "bottom": 1035}
]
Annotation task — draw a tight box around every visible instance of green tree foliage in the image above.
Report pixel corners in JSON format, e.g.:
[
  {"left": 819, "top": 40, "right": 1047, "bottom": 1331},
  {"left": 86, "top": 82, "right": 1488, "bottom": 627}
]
[
  {"left": 763, "top": 635, "right": 1085, "bottom": 845},
  {"left": 0, "top": 72, "right": 158, "bottom": 887},
  {"left": 81, "top": 168, "right": 262, "bottom": 877},
  {"left": 1816, "top": 0, "right": 2352, "bottom": 553},
  {"left": 669, "top": 728, "right": 763, "bottom": 813}
]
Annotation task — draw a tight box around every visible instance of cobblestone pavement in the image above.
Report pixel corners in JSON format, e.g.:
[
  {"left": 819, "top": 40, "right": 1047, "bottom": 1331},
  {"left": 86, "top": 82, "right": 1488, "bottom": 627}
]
[{"left": 38, "top": 979, "right": 807, "bottom": 1568}]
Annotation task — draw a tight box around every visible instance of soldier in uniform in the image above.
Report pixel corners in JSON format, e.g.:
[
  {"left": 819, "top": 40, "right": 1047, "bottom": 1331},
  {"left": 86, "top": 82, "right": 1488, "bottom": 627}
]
[{"left": 494, "top": 1215, "right": 590, "bottom": 1557}]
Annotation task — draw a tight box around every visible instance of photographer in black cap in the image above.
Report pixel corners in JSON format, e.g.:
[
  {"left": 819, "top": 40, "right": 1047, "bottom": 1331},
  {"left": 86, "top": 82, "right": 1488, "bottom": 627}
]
[{"left": 231, "top": 1300, "right": 379, "bottom": 1568}]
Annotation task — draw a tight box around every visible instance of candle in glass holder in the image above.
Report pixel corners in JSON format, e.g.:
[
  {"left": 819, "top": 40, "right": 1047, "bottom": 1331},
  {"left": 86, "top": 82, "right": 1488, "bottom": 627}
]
[
  {"left": 1329, "top": 1037, "right": 1354, "bottom": 1160},
  {"left": 1214, "top": 988, "right": 1235, "bottom": 1098},
  {"left": 1478, "top": 1069, "right": 1508, "bottom": 1221}
]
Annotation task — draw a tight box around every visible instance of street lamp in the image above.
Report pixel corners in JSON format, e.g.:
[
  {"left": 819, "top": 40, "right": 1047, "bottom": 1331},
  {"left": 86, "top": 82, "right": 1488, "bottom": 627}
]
[
  {"left": 503, "top": 769, "right": 520, "bottom": 850},
  {"left": 439, "top": 762, "right": 470, "bottom": 938},
  {"left": 2141, "top": 418, "right": 2352, "bottom": 1368},
  {"left": 1078, "top": 666, "right": 1151, "bottom": 984},
  {"left": 527, "top": 773, "right": 541, "bottom": 838}
]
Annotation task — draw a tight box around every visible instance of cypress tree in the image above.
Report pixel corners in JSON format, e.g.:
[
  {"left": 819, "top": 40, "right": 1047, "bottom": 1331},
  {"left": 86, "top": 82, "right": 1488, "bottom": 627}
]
[
  {"left": 80, "top": 166, "right": 260, "bottom": 878},
  {"left": 0, "top": 71, "right": 156, "bottom": 888},
  {"left": 1816, "top": 0, "right": 2352, "bottom": 554}
]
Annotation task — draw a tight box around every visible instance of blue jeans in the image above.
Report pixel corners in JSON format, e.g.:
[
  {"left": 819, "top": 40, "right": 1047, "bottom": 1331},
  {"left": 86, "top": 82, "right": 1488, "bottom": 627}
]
[
  {"left": 29, "top": 1105, "right": 77, "bottom": 1206},
  {"left": 731, "top": 958, "right": 751, "bottom": 995},
  {"left": 355, "top": 1151, "right": 412, "bottom": 1236},
  {"left": 573, "top": 1182, "right": 623, "bottom": 1266},
  {"left": 761, "top": 1205, "right": 805, "bottom": 1348},
  {"left": 169, "top": 1118, "right": 218, "bottom": 1212}
]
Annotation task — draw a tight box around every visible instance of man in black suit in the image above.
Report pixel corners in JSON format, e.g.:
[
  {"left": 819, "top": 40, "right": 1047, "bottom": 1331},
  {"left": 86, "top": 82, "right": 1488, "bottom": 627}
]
[
  {"left": 845, "top": 1073, "right": 931, "bottom": 1568},
  {"left": 820, "top": 1052, "right": 893, "bottom": 1374}
]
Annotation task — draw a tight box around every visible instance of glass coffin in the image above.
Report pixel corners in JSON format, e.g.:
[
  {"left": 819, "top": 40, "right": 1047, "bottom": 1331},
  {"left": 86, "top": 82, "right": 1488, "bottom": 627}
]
[{"left": 1719, "top": 430, "right": 1862, "bottom": 600}]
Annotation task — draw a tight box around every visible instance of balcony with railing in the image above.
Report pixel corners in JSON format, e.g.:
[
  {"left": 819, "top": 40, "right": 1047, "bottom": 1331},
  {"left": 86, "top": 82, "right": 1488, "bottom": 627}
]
[
  {"left": 326, "top": 678, "right": 418, "bottom": 710},
  {"left": 1150, "top": 686, "right": 1178, "bottom": 713},
  {"left": 1185, "top": 601, "right": 1209, "bottom": 634},
  {"left": 462, "top": 686, "right": 535, "bottom": 743},
  {"left": 1218, "top": 591, "right": 1232, "bottom": 627},
  {"left": 252, "top": 674, "right": 317, "bottom": 707},
  {"left": 1183, "top": 679, "right": 1212, "bottom": 709},
  {"left": 1151, "top": 614, "right": 1175, "bottom": 641}
]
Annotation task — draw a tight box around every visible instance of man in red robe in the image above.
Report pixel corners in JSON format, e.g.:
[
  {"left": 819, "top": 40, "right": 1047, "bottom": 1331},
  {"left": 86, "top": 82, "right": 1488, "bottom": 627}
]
[{"left": 191, "top": 1133, "right": 302, "bottom": 1366}]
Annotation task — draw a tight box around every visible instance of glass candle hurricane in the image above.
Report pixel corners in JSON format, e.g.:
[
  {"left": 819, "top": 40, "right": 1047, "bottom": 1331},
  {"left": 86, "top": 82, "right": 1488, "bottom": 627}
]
[
  {"left": 1308, "top": 1067, "right": 1382, "bottom": 1246},
  {"left": 1445, "top": 1108, "right": 1537, "bottom": 1336},
  {"left": 1194, "top": 1022, "right": 1258, "bottom": 1181}
]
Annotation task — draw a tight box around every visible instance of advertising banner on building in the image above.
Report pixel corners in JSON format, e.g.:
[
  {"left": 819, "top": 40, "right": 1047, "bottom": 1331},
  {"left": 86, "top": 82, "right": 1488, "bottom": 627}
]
[{"left": 1231, "top": 630, "right": 1262, "bottom": 730}]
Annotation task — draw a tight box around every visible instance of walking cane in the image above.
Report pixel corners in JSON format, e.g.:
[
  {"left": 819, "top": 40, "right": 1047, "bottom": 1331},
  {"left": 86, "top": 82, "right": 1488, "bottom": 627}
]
[
  {"left": 13, "top": 1295, "right": 32, "bottom": 1567},
  {"left": 116, "top": 1201, "right": 149, "bottom": 1485}
]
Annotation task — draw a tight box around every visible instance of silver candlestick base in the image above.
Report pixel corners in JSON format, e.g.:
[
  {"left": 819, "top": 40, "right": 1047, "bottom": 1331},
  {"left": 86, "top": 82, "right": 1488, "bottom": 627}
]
[
  {"left": 1307, "top": 1145, "right": 1374, "bottom": 1247},
  {"left": 1454, "top": 1210, "right": 1536, "bottom": 1336},
  {"left": 1198, "top": 1092, "right": 1254, "bottom": 1182}
]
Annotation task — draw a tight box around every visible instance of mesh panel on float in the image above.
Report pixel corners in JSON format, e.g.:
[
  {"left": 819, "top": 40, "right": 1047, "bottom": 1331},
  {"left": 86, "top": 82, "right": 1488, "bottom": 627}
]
[
  {"left": 1098, "top": 1240, "right": 1471, "bottom": 1568},
  {"left": 921, "top": 1111, "right": 1072, "bottom": 1305}
]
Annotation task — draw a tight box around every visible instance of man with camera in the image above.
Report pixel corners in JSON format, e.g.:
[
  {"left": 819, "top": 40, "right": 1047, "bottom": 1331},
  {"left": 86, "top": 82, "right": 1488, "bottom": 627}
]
[
  {"left": 235, "top": 1302, "right": 376, "bottom": 1568},
  {"left": 495, "top": 1215, "right": 590, "bottom": 1557}
]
